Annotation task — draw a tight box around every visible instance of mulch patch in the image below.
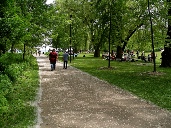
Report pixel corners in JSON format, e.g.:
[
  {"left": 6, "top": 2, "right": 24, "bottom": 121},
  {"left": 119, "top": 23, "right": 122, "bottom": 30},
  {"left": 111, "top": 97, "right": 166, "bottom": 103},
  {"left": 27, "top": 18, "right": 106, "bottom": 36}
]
[
  {"left": 139, "top": 71, "right": 165, "bottom": 76},
  {"left": 98, "top": 66, "right": 116, "bottom": 70}
]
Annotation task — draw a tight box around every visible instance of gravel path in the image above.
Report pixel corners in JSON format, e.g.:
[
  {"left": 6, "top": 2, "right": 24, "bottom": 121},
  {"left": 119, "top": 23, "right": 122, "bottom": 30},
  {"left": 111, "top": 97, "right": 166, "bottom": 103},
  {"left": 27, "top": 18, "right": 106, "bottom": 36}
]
[{"left": 34, "top": 55, "right": 171, "bottom": 128}]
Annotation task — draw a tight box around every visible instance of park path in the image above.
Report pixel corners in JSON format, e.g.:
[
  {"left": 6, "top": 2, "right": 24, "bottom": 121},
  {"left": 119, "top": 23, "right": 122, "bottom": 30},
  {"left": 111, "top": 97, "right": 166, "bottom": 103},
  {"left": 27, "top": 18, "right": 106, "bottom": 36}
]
[{"left": 34, "top": 54, "right": 171, "bottom": 128}]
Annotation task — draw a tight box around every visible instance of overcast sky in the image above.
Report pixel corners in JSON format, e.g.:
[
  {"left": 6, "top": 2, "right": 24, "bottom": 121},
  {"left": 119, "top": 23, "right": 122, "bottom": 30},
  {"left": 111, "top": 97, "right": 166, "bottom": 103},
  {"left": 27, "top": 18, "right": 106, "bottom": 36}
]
[{"left": 46, "top": 0, "right": 54, "bottom": 4}]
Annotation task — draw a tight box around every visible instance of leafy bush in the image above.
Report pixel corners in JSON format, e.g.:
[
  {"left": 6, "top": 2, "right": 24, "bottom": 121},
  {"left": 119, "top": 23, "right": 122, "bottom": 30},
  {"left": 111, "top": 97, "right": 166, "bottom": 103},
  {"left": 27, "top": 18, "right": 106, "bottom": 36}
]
[
  {"left": 0, "top": 53, "right": 29, "bottom": 82},
  {"left": 0, "top": 53, "right": 39, "bottom": 127},
  {"left": 0, "top": 75, "right": 13, "bottom": 113},
  {"left": 4, "top": 64, "right": 22, "bottom": 82}
]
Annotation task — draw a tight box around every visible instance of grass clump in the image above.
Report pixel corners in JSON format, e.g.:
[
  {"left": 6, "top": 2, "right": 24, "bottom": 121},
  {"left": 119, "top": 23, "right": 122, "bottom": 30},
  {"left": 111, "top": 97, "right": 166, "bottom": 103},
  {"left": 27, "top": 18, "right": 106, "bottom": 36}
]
[
  {"left": 0, "top": 53, "right": 39, "bottom": 128},
  {"left": 70, "top": 52, "right": 171, "bottom": 111}
]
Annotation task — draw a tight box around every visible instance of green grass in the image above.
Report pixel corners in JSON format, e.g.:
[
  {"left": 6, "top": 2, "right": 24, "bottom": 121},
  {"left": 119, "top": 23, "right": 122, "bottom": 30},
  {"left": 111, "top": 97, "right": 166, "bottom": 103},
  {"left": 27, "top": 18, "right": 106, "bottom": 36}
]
[{"left": 70, "top": 52, "right": 171, "bottom": 111}]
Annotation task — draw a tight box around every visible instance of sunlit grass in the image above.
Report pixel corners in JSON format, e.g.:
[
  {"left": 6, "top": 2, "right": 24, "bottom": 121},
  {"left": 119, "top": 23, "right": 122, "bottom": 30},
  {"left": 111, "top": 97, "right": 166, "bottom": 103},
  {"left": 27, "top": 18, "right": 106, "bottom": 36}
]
[{"left": 70, "top": 52, "right": 171, "bottom": 111}]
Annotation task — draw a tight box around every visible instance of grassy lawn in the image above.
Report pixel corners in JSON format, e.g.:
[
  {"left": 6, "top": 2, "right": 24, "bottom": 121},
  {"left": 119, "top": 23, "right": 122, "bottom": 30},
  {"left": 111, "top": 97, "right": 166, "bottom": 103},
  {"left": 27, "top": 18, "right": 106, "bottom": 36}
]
[{"left": 69, "top": 52, "right": 171, "bottom": 111}]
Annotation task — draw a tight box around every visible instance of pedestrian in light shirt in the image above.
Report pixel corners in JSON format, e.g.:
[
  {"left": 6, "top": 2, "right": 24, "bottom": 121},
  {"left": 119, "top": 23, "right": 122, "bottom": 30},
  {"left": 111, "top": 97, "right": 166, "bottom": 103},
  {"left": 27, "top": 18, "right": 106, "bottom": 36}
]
[{"left": 63, "top": 51, "right": 69, "bottom": 69}]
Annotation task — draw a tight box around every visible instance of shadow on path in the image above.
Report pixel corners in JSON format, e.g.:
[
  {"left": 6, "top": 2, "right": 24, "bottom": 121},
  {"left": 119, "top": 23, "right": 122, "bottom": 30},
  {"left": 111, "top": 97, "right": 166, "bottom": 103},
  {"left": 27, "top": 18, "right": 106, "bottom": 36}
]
[{"left": 35, "top": 54, "right": 171, "bottom": 128}]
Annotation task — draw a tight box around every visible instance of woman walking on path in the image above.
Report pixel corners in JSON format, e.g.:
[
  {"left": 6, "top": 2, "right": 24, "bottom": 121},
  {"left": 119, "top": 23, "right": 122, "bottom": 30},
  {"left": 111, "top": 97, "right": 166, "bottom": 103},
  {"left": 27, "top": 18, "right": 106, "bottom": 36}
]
[{"left": 49, "top": 49, "right": 58, "bottom": 71}]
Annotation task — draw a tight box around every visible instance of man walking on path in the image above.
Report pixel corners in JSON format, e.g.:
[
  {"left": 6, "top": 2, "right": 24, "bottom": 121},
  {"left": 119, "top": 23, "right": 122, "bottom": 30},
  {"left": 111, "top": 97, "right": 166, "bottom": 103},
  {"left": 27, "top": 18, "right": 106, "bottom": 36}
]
[
  {"left": 49, "top": 49, "right": 58, "bottom": 71},
  {"left": 62, "top": 51, "right": 69, "bottom": 69},
  {"left": 35, "top": 55, "right": 171, "bottom": 128}
]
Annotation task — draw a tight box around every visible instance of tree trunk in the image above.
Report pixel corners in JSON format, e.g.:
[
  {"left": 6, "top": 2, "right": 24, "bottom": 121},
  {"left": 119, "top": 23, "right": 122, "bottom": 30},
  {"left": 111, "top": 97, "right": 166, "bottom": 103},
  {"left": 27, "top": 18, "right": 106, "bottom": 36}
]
[
  {"left": 0, "top": 44, "right": 6, "bottom": 54},
  {"left": 160, "top": 47, "right": 171, "bottom": 67},
  {"left": 73, "top": 47, "right": 78, "bottom": 53},
  {"left": 23, "top": 44, "right": 26, "bottom": 60},
  {"left": 160, "top": 0, "right": 171, "bottom": 67},
  {"left": 167, "top": 0, "right": 171, "bottom": 39},
  {"left": 10, "top": 43, "right": 15, "bottom": 53},
  {"left": 116, "top": 46, "right": 122, "bottom": 59},
  {"left": 94, "top": 44, "right": 100, "bottom": 57},
  {"left": 94, "top": 49, "right": 100, "bottom": 57}
]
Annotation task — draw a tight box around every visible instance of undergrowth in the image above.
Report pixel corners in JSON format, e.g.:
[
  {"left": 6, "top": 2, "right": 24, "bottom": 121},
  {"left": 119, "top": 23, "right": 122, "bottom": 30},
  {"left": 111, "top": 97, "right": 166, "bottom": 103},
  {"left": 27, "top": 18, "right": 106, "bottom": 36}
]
[{"left": 0, "top": 53, "right": 39, "bottom": 128}]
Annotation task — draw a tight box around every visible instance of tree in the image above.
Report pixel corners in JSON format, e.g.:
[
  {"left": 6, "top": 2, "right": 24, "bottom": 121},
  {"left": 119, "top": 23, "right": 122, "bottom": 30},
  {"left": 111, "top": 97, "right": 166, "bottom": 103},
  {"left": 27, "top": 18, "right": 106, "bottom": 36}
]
[
  {"left": 34, "top": 0, "right": 168, "bottom": 61},
  {"left": 0, "top": 0, "right": 11, "bottom": 53},
  {"left": 160, "top": 0, "right": 171, "bottom": 67}
]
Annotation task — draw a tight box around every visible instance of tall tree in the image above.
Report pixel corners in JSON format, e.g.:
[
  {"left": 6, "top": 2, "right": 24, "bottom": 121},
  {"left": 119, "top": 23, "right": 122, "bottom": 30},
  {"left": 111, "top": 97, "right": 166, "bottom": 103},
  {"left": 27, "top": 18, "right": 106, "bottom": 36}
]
[
  {"left": 160, "top": 0, "right": 171, "bottom": 67},
  {"left": 45, "top": 0, "right": 168, "bottom": 60}
]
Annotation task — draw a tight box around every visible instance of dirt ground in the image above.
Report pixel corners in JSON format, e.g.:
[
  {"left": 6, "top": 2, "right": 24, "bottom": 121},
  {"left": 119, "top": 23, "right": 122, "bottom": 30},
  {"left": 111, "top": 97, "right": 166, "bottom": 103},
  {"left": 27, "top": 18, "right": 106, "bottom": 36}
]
[{"left": 33, "top": 54, "right": 171, "bottom": 128}]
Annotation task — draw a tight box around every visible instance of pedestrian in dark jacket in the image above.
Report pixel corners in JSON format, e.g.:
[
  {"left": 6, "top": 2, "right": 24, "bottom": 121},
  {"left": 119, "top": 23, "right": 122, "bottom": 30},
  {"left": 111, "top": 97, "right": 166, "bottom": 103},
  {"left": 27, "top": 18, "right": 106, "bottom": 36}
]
[{"left": 49, "top": 49, "right": 58, "bottom": 71}]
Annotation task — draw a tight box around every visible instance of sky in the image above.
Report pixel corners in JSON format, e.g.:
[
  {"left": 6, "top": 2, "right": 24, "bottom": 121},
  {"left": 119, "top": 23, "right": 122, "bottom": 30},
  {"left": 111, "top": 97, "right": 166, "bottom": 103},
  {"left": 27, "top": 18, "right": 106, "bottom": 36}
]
[{"left": 46, "top": 0, "right": 54, "bottom": 4}]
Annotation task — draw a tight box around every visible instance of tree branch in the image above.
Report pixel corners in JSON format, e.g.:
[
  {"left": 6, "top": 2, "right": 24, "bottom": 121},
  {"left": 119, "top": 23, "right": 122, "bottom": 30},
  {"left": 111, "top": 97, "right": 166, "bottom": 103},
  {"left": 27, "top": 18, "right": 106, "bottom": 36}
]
[{"left": 122, "top": 23, "right": 144, "bottom": 50}]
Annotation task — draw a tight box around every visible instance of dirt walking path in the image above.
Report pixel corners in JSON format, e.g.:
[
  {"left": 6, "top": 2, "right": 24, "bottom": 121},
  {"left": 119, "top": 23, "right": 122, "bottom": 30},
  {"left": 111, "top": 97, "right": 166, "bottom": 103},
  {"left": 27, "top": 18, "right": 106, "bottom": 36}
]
[{"left": 35, "top": 54, "right": 171, "bottom": 128}]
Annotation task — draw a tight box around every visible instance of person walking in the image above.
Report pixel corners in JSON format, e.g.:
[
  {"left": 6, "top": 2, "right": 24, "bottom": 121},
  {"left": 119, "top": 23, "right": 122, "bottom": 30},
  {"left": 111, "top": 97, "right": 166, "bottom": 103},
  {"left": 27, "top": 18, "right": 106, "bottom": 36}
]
[
  {"left": 49, "top": 49, "right": 58, "bottom": 71},
  {"left": 63, "top": 51, "right": 69, "bottom": 69},
  {"left": 38, "top": 50, "right": 41, "bottom": 56}
]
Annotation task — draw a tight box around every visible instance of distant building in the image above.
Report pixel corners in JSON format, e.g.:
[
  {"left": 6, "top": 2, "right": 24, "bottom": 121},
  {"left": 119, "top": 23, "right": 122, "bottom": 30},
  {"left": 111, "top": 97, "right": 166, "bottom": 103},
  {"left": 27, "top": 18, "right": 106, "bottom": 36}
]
[
  {"left": 36, "top": 44, "right": 55, "bottom": 54},
  {"left": 35, "top": 44, "right": 62, "bottom": 54}
]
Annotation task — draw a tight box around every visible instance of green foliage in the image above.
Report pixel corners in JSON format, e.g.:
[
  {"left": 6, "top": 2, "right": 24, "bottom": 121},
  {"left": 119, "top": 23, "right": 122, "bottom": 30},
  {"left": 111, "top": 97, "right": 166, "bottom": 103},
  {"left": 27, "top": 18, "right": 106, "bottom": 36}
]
[
  {"left": 49, "top": 0, "right": 168, "bottom": 55},
  {"left": 4, "top": 63, "right": 23, "bottom": 82},
  {"left": 0, "top": 75, "right": 12, "bottom": 113},
  {"left": 0, "top": 53, "right": 24, "bottom": 81},
  {"left": 70, "top": 53, "right": 171, "bottom": 111},
  {"left": 0, "top": 0, "right": 169, "bottom": 55},
  {"left": 0, "top": 53, "right": 39, "bottom": 127},
  {"left": 0, "top": 0, "right": 48, "bottom": 53}
]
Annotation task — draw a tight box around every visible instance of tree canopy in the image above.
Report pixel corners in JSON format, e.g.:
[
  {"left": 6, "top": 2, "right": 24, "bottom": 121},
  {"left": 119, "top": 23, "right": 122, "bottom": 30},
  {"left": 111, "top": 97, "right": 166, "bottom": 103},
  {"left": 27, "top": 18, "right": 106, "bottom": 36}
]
[
  {"left": 0, "top": 0, "right": 49, "bottom": 54},
  {"left": 0, "top": 0, "right": 169, "bottom": 58},
  {"left": 46, "top": 0, "right": 168, "bottom": 57}
]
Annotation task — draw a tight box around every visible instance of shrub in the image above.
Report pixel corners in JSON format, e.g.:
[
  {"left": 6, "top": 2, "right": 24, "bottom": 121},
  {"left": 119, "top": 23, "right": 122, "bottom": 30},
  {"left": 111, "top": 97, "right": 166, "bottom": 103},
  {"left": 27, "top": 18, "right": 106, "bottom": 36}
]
[
  {"left": 0, "top": 75, "right": 13, "bottom": 114},
  {"left": 0, "top": 53, "right": 39, "bottom": 127}
]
